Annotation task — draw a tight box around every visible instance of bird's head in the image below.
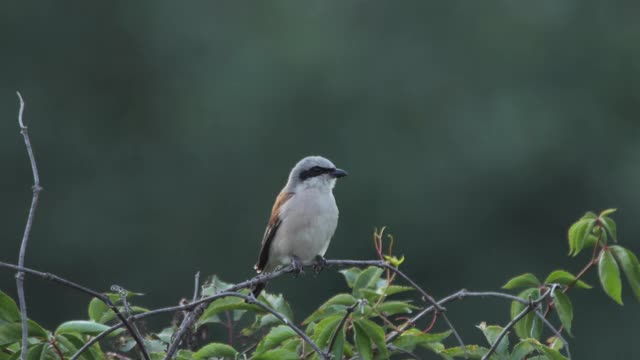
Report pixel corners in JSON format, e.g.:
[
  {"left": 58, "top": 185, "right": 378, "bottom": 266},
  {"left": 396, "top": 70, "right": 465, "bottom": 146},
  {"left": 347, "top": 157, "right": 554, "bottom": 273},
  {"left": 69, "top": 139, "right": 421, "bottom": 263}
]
[{"left": 285, "top": 155, "right": 347, "bottom": 192}]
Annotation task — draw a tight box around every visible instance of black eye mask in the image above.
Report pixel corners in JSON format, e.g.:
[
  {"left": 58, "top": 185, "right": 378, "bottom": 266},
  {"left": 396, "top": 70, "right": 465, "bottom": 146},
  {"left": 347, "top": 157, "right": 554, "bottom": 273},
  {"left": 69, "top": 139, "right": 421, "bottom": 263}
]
[{"left": 299, "top": 166, "right": 333, "bottom": 181}]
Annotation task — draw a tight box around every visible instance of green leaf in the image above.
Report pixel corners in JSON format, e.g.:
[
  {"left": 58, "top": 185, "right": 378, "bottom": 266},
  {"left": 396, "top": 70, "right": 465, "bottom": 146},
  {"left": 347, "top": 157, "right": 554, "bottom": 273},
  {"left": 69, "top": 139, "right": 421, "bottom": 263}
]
[
  {"left": 599, "top": 208, "right": 617, "bottom": 217},
  {"left": 439, "top": 345, "right": 489, "bottom": 358},
  {"left": 0, "top": 291, "right": 20, "bottom": 324},
  {"left": 352, "top": 267, "right": 384, "bottom": 298},
  {"left": 610, "top": 245, "right": 640, "bottom": 301},
  {"left": 329, "top": 326, "right": 345, "bottom": 360},
  {"left": 57, "top": 333, "right": 104, "bottom": 360},
  {"left": 601, "top": 216, "right": 617, "bottom": 243},
  {"left": 105, "top": 291, "right": 144, "bottom": 304},
  {"left": 502, "top": 273, "right": 540, "bottom": 290},
  {"left": 259, "top": 293, "right": 294, "bottom": 322},
  {"left": 302, "top": 305, "right": 346, "bottom": 327},
  {"left": 383, "top": 285, "right": 414, "bottom": 296},
  {"left": 91, "top": 305, "right": 148, "bottom": 325},
  {"left": 376, "top": 301, "right": 417, "bottom": 316},
  {"left": 354, "top": 319, "right": 388, "bottom": 358},
  {"left": 197, "top": 297, "right": 263, "bottom": 326},
  {"left": 55, "top": 321, "right": 111, "bottom": 336},
  {"left": 193, "top": 343, "right": 237, "bottom": 359},
  {"left": 0, "top": 320, "right": 48, "bottom": 346},
  {"left": 510, "top": 340, "right": 535, "bottom": 360},
  {"left": 280, "top": 338, "right": 301, "bottom": 353},
  {"left": 323, "top": 293, "right": 358, "bottom": 307},
  {"left": 54, "top": 333, "right": 103, "bottom": 360},
  {"left": 154, "top": 327, "right": 175, "bottom": 344},
  {"left": 143, "top": 339, "right": 166, "bottom": 353},
  {"left": 569, "top": 219, "right": 596, "bottom": 257},
  {"left": 511, "top": 288, "right": 542, "bottom": 340},
  {"left": 25, "top": 343, "right": 58, "bottom": 360},
  {"left": 392, "top": 328, "right": 451, "bottom": 352},
  {"left": 176, "top": 350, "right": 194, "bottom": 360},
  {"left": 477, "top": 322, "right": 508, "bottom": 355},
  {"left": 552, "top": 291, "right": 573, "bottom": 335},
  {"left": 353, "top": 321, "right": 373, "bottom": 360},
  {"left": 255, "top": 325, "right": 297, "bottom": 354},
  {"left": 311, "top": 315, "right": 343, "bottom": 350},
  {"left": 358, "top": 289, "right": 384, "bottom": 303},
  {"left": 87, "top": 298, "right": 109, "bottom": 324},
  {"left": 383, "top": 255, "right": 405, "bottom": 268},
  {"left": 252, "top": 348, "right": 299, "bottom": 360},
  {"left": 303, "top": 294, "right": 356, "bottom": 325},
  {"left": 200, "top": 275, "right": 235, "bottom": 297},
  {"left": 339, "top": 268, "right": 362, "bottom": 288},
  {"left": 544, "top": 270, "right": 591, "bottom": 289},
  {"left": 535, "top": 344, "right": 568, "bottom": 360},
  {"left": 599, "top": 249, "right": 623, "bottom": 305}
]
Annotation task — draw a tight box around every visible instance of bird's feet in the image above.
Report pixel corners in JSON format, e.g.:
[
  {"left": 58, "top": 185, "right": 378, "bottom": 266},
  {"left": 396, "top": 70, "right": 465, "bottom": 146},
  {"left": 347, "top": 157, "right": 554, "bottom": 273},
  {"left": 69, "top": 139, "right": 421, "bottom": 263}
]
[
  {"left": 312, "top": 255, "right": 328, "bottom": 274},
  {"left": 288, "top": 256, "right": 305, "bottom": 278}
]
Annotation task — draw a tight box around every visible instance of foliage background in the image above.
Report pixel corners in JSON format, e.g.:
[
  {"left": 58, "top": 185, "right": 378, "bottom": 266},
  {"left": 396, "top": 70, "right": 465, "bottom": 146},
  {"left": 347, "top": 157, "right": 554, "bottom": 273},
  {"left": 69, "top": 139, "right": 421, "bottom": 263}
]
[{"left": 1, "top": 1, "right": 639, "bottom": 358}]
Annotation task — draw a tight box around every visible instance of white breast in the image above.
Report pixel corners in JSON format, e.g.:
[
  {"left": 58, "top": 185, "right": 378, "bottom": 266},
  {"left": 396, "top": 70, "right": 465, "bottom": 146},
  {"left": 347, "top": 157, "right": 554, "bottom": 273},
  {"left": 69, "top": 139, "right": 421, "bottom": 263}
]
[{"left": 268, "top": 188, "right": 339, "bottom": 269}]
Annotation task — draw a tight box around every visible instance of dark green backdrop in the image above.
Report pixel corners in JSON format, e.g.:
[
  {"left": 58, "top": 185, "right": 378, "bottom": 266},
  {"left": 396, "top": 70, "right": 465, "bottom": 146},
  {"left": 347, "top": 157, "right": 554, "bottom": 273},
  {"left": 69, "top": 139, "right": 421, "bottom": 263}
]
[{"left": 1, "top": 1, "right": 639, "bottom": 358}]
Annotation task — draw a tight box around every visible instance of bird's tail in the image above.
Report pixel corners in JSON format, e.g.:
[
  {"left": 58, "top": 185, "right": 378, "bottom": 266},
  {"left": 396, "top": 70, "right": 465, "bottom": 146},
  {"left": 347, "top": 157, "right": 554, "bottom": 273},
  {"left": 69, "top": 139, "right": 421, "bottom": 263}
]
[{"left": 251, "top": 281, "right": 267, "bottom": 299}]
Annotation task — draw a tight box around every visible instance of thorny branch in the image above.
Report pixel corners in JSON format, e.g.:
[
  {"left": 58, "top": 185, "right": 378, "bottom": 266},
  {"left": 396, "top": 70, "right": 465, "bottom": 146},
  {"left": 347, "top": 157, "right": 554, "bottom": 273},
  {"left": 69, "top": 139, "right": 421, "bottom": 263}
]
[
  {"left": 9, "top": 93, "right": 149, "bottom": 360},
  {"left": 0, "top": 262, "right": 151, "bottom": 359},
  {"left": 163, "top": 292, "right": 324, "bottom": 360},
  {"left": 3, "top": 110, "right": 578, "bottom": 359},
  {"left": 481, "top": 285, "right": 559, "bottom": 360},
  {"left": 0, "top": 259, "right": 575, "bottom": 360},
  {"left": 326, "top": 299, "right": 361, "bottom": 356}
]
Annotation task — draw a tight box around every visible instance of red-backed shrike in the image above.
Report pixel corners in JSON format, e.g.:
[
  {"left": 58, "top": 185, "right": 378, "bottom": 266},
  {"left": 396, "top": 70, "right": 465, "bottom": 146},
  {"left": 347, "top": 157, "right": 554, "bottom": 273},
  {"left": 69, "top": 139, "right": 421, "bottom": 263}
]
[{"left": 252, "top": 156, "right": 347, "bottom": 297}]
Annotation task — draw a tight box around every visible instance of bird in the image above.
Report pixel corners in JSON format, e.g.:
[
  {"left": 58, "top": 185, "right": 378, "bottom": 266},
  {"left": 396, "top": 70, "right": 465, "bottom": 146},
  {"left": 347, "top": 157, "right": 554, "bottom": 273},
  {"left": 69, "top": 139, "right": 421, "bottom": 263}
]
[{"left": 251, "top": 155, "right": 347, "bottom": 298}]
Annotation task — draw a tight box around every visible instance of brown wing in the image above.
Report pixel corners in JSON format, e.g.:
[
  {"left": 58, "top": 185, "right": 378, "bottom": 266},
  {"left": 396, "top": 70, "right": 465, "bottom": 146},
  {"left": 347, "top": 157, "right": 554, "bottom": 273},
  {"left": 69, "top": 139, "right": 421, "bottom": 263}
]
[{"left": 254, "top": 191, "right": 294, "bottom": 273}]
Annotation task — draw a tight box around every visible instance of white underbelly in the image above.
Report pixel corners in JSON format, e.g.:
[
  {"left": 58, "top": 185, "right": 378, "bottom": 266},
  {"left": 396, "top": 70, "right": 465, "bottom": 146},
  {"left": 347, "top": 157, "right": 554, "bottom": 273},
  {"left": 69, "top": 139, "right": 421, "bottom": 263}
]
[{"left": 268, "top": 191, "right": 338, "bottom": 268}]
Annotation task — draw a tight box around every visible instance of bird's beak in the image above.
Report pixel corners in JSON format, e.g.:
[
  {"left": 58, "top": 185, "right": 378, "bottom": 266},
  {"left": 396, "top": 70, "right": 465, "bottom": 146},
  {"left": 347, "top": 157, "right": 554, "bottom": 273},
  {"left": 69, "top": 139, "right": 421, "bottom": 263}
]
[{"left": 331, "top": 168, "right": 348, "bottom": 178}]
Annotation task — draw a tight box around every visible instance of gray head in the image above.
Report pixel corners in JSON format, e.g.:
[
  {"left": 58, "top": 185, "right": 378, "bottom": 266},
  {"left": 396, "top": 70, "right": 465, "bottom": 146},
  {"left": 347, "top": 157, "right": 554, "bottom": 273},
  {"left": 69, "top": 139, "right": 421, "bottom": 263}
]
[{"left": 285, "top": 155, "right": 347, "bottom": 192}]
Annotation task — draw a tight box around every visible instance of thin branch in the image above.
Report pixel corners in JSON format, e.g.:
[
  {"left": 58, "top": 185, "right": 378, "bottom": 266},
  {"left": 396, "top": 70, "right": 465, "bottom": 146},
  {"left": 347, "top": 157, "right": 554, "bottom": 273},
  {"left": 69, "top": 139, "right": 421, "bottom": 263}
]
[
  {"left": 0, "top": 259, "right": 570, "bottom": 360},
  {"left": 164, "top": 303, "right": 206, "bottom": 359},
  {"left": 324, "top": 259, "right": 467, "bottom": 352},
  {"left": 0, "top": 261, "right": 150, "bottom": 360},
  {"left": 327, "top": 300, "right": 360, "bottom": 355},
  {"left": 387, "top": 344, "right": 419, "bottom": 359},
  {"left": 73, "top": 268, "right": 308, "bottom": 359},
  {"left": 535, "top": 310, "right": 571, "bottom": 359},
  {"left": 162, "top": 292, "right": 326, "bottom": 360},
  {"left": 481, "top": 287, "right": 555, "bottom": 360},
  {"left": 386, "top": 289, "right": 529, "bottom": 344},
  {"left": 192, "top": 271, "right": 200, "bottom": 303},
  {"left": 325, "top": 260, "right": 444, "bottom": 311},
  {"left": 14, "top": 91, "right": 42, "bottom": 360}
]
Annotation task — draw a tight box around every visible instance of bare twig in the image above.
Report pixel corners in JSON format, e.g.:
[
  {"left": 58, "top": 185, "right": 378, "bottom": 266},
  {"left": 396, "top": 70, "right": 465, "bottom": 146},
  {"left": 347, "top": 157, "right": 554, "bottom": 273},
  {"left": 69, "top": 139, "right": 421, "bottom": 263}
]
[
  {"left": 192, "top": 271, "right": 200, "bottom": 303},
  {"left": 0, "top": 259, "right": 571, "bottom": 360},
  {"left": 481, "top": 286, "right": 556, "bottom": 360},
  {"left": 327, "top": 300, "right": 360, "bottom": 355},
  {"left": 324, "top": 259, "right": 467, "bottom": 352},
  {"left": 325, "top": 260, "right": 444, "bottom": 311},
  {"left": 387, "top": 344, "right": 419, "bottom": 359},
  {"left": 162, "top": 292, "right": 326, "bottom": 360},
  {"left": 0, "top": 261, "right": 150, "bottom": 360},
  {"left": 535, "top": 310, "right": 571, "bottom": 359},
  {"left": 386, "top": 289, "right": 529, "bottom": 344},
  {"left": 14, "top": 92, "right": 42, "bottom": 360},
  {"left": 72, "top": 267, "right": 305, "bottom": 359}
]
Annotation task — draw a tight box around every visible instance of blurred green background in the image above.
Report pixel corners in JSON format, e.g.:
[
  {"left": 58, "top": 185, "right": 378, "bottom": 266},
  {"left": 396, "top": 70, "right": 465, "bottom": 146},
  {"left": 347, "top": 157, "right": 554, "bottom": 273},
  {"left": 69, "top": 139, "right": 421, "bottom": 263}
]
[{"left": 1, "top": 1, "right": 639, "bottom": 358}]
